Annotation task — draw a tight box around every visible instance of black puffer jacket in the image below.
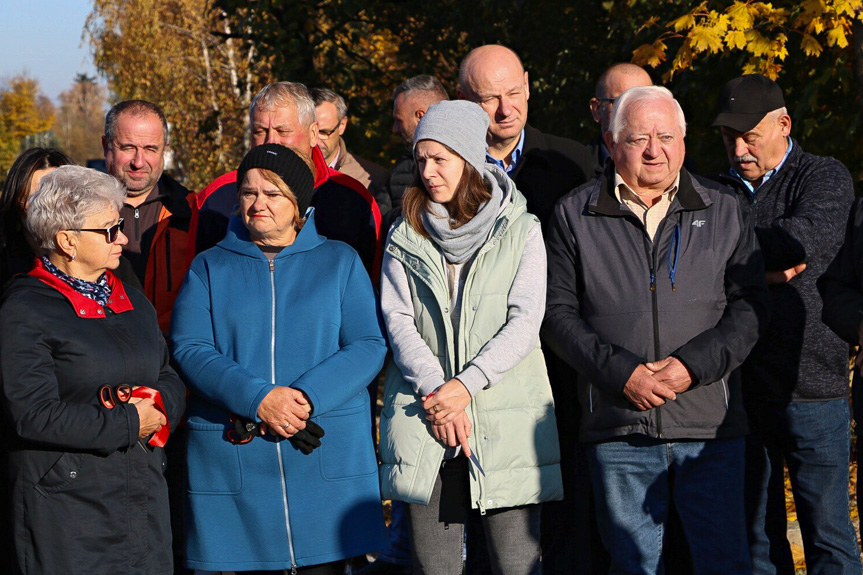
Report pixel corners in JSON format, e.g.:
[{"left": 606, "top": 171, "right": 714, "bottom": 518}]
[
  {"left": 0, "top": 264, "right": 186, "bottom": 574},
  {"left": 543, "top": 166, "right": 770, "bottom": 442}
]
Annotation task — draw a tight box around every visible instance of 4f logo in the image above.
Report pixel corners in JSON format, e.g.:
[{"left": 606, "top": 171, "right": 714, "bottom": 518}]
[{"left": 692, "top": 220, "right": 706, "bottom": 228}]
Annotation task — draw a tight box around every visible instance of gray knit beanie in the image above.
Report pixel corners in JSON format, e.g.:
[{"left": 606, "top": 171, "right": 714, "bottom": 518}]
[{"left": 412, "top": 100, "right": 490, "bottom": 173}]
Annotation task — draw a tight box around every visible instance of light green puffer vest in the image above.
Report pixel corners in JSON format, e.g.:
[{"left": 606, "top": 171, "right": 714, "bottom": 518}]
[{"left": 379, "top": 188, "right": 562, "bottom": 513}]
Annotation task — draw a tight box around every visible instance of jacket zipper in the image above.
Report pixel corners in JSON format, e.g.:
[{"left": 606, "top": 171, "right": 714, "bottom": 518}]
[
  {"left": 270, "top": 260, "right": 298, "bottom": 574},
  {"left": 641, "top": 228, "right": 663, "bottom": 439},
  {"left": 459, "top": 254, "right": 488, "bottom": 514}
]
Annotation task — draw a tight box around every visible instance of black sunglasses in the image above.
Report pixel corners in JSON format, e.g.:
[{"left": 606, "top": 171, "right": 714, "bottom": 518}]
[{"left": 72, "top": 218, "right": 125, "bottom": 242}]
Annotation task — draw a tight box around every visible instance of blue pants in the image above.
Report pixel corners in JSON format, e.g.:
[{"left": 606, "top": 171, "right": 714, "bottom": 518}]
[
  {"left": 586, "top": 435, "right": 750, "bottom": 575},
  {"left": 377, "top": 499, "right": 412, "bottom": 565},
  {"left": 744, "top": 399, "right": 861, "bottom": 575}
]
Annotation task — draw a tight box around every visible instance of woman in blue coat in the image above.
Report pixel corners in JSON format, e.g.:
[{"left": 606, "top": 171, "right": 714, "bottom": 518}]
[{"left": 170, "top": 144, "right": 388, "bottom": 574}]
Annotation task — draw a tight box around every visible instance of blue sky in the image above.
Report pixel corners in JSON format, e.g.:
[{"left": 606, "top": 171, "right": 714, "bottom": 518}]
[{"left": 0, "top": 1, "right": 100, "bottom": 103}]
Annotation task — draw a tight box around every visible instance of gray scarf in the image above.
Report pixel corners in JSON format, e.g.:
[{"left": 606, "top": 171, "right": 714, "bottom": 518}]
[{"left": 421, "top": 168, "right": 508, "bottom": 264}]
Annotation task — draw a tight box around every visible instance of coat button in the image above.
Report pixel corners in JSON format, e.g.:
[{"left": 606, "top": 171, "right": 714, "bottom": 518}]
[
  {"left": 483, "top": 436, "right": 488, "bottom": 440},
  {"left": 119, "top": 295, "right": 125, "bottom": 300},
  {"left": 69, "top": 471, "right": 77, "bottom": 479},
  {"left": 79, "top": 309, "right": 86, "bottom": 315},
  {"left": 97, "top": 309, "right": 103, "bottom": 315},
  {"left": 487, "top": 499, "right": 493, "bottom": 506}
]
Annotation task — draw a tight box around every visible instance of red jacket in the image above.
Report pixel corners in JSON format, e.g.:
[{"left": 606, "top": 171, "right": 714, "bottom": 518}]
[{"left": 144, "top": 174, "right": 196, "bottom": 333}]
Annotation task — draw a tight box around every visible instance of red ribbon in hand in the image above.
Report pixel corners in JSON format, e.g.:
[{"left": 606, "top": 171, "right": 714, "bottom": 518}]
[{"left": 131, "top": 386, "right": 170, "bottom": 447}]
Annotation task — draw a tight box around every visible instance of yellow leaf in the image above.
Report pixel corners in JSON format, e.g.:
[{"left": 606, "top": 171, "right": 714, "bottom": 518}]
[
  {"left": 689, "top": 25, "right": 723, "bottom": 53},
  {"left": 672, "top": 43, "right": 694, "bottom": 72},
  {"left": 810, "top": 16, "right": 825, "bottom": 33},
  {"left": 800, "top": 0, "right": 826, "bottom": 16},
  {"left": 772, "top": 36, "right": 789, "bottom": 60},
  {"left": 801, "top": 32, "right": 823, "bottom": 56},
  {"left": 671, "top": 13, "right": 697, "bottom": 31},
  {"left": 744, "top": 30, "right": 773, "bottom": 56},
  {"left": 827, "top": 24, "right": 849, "bottom": 47},
  {"left": 632, "top": 40, "right": 667, "bottom": 68},
  {"left": 727, "top": 1, "right": 754, "bottom": 29},
  {"left": 726, "top": 29, "right": 748, "bottom": 49},
  {"left": 711, "top": 13, "right": 731, "bottom": 33},
  {"left": 834, "top": 0, "right": 856, "bottom": 16}
]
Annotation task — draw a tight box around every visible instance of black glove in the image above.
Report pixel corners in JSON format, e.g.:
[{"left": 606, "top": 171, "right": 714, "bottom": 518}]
[{"left": 289, "top": 420, "right": 325, "bottom": 455}]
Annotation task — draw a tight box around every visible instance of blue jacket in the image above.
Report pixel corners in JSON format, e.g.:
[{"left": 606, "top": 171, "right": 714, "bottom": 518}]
[{"left": 169, "top": 212, "right": 387, "bottom": 572}]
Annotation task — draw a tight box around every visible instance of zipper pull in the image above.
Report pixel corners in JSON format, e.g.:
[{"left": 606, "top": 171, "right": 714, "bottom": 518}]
[
  {"left": 134, "top": 208, "right": 140, "bottom": 219},
  {"left": 291, "top": 566, "right": 297, "bottom": 575},
  {"left": 649, "top": 270, "right": 656, "bottom": 291},
  {"left": 269, "top": 260, "right": 274, "bottom": 272}
]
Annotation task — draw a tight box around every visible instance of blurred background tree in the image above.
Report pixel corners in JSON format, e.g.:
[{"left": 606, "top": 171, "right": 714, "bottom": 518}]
[
  {"left": 0, "top": 74, "right": 55, "bottom": 179},
  {"left": 69, "top": 0, "right": 863, "bottom": 190},
  {"left": 54, "top": 73, "right": 108, "bottom": 165}
]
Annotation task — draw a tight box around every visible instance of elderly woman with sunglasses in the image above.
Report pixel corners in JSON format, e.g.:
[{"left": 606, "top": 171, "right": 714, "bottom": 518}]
[{"left": 0, "top": 165, "right": 186, "bottom": 575}]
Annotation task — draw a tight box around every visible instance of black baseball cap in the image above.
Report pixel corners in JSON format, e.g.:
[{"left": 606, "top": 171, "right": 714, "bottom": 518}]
[{"left": 712, "top": 74, "right": 785, "bottom": 132}]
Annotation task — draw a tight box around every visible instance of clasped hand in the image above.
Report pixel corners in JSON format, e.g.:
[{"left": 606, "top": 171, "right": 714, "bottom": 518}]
[
  {"left": 623, "top": 357, "right": 694, "bottom": 411},
  {"left": 422, "top": 378, "right": 473, "bottom": 456},
  {"left": 130, "top": 391, "right": 167, "bottom": 439},
  {"left": 257, "top": 387, "right": 312, "bottom": 439}
]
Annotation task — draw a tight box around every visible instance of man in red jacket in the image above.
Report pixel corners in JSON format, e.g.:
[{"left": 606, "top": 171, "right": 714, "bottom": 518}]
[
  {"left": 103, "top": 100, "right": 195, "bottom": 334},
  {"left": 192, "top": 82, "right": 381, "bottom": 279}
]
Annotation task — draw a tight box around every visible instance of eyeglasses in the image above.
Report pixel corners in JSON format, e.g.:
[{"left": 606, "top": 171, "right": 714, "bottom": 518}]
[
  {"left": 597, "top": 97, "right": 617, "bottom": 106},
  {"left": 318, "top": 125, "right": 341, "bottom": 139},
  {"left": 71, "top": 219, "right": 125, "bottom": 242}
]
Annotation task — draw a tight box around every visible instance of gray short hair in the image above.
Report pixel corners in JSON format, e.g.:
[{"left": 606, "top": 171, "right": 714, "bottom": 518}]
[
  {"left": 249, "top": 82, "right": 316, "bottom": 127},
  {"left": 27, "top": 165, "right": 126, "bottom": 250},
  {"left": 609, "top": 86, "right": 687, "bottom": 143},
  {"left": 104, "top": 100, "right": 168, "bottom": 146},
  {"left": 310, "top": 88, "right": 348, "bottom": 121},
  {"left": 392, "top": 75, "right": 448, "bottom": 102}
]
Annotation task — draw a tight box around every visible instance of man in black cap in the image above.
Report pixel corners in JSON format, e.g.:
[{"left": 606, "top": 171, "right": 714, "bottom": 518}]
[{"left": 712, "top": 74, "right": 860, "bottom": 575}]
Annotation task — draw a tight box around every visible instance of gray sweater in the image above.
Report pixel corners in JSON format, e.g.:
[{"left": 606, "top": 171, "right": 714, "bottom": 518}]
[{"left": 381, "top": 220, "right": 546, "bottom": 398}]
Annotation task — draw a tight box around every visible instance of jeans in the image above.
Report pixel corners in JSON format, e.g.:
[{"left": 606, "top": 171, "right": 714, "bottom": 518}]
[
  {"left": 377, "top": 500, "right": 413, "bottom": 565},
  {"left": 406, "top": 459, "right": 541, "bottom": 575},
  {"left": 744, "top": 399, "right": 862, "bottom": 575},
  {"left": 586, "top": 435, "right": 750, "bottom": 575}
]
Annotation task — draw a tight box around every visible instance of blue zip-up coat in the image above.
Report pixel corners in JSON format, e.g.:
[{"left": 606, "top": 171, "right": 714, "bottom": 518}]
[{"left": 169, "top": 212, "right": 387, "bottom": 572}]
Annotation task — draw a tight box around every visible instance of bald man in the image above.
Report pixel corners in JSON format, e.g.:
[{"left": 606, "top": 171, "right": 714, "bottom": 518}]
[
  {"left": 588, "top": 63, "right": 653, "bottom": 177},
  {"left": 459, "top": 44, "right": 597, "bottom": 575},
  {"left": 458, "top": 44, "right": 593, "bottom": 227}
]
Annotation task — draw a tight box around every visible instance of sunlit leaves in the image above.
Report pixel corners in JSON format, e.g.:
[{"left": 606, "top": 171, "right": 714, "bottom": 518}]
[{"left": 632, "top": 0, "right": 863, "bottom": 77}]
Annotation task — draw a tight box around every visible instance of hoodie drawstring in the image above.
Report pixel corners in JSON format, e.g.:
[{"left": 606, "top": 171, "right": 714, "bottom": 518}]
[{"left": 667, "top": 223, "right": 681, "bottom": 292}]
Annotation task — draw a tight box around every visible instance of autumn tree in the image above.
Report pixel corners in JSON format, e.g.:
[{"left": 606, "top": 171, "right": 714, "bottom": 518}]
[
  {"left": 0, "top": 75, "right": 55, "bottom": 181},
  {"left": 87, "top": 0, "right": 270, "bottom": 191},
  {"left": 632, "top": 0, "right": 863, "bottom": 180},
  {"left": 54, "top": 73, "right": 108, "bottom": 165}
]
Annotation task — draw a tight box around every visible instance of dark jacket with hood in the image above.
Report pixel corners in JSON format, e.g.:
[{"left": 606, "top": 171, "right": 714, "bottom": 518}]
[
  {"left": 714, "top": 140, "right": 854, "bottom": 401},
  {"left": 542, "top": 165, "right": 770, "bottom": 442},
  {"left": 0, "top": 261, "right": 186, "bottom": 575}
]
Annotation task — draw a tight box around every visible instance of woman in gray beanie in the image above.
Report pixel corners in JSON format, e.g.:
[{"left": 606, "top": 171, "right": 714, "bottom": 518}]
[{"left": 379, "top": 100, "right": 563, "bottom": 574}]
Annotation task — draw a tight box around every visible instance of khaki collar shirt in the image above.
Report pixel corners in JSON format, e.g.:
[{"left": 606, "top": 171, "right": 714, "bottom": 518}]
[{"left": 614, "top": 172, "right": 681, "bottom": 241}]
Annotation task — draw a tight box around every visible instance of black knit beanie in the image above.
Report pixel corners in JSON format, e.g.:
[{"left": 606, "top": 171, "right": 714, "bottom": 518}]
[{"left": 236, "top": 143, "right": 315, "bottom": 216}]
